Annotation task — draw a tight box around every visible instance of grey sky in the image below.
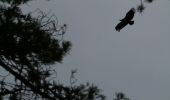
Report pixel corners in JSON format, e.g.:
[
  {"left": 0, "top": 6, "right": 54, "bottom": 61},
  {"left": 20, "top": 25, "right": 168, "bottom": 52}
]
[{"left": 23, "top": 0, "right": 170, "bottom": 100}]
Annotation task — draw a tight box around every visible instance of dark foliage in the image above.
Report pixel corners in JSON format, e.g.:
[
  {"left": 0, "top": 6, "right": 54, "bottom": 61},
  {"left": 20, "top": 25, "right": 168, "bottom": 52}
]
[
  {"left": 137, "top": 0, "right": 145, "bottom": 13},
  {"left": 145, "top": 0, "right": 154, "bottom": 3},
  {"left": 137, "top": 0, "right": 154, "bottom": 13},
  {"left": 0, "top": 0, "right": 31, "bottom": 6},
  {"left": 0, "top": 0, "right": 105, "bottom": 100},
  {"left": 114, "top": 92, "right": 129, "bottom": 100}
]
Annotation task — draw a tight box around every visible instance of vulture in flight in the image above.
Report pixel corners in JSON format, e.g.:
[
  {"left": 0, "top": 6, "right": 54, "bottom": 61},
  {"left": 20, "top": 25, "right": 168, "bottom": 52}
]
[{"left": 115, "top": 8, "right": 135, "bottom": 32}]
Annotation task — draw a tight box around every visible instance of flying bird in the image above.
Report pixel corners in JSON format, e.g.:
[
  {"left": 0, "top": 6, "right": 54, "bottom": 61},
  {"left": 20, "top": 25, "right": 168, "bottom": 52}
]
[{"left": 115, "top": 8, "right": 136, "bottom": 32}]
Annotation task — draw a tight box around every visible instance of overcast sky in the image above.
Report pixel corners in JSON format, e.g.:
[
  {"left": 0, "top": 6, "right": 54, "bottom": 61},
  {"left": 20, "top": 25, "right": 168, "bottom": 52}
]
[{"left": 23, "top": 0, "right": 170, "bottom": 100}]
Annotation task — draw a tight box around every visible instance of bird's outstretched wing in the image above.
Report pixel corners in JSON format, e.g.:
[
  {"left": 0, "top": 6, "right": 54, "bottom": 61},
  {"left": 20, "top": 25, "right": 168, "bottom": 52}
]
[{"left": 115, "top": 21, "right": 129, "bottom": 32}]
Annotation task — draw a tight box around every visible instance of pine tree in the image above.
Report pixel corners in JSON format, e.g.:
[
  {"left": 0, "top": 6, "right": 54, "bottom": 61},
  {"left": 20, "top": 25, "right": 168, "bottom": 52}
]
[{"left": 0, "top": 0, "right": 105, "bottom": 100}]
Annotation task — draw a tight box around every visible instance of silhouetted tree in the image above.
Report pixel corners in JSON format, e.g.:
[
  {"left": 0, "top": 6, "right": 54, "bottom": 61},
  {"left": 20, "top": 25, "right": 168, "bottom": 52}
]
[
  {"left": 136, "top": 0, "right": 154, "bottom": 13},
  {"left": 114, "top": 92, "right": 129, "bottom": 100},
  {"left": 0, "top": 0, "right": 105, "bottom": 100}
]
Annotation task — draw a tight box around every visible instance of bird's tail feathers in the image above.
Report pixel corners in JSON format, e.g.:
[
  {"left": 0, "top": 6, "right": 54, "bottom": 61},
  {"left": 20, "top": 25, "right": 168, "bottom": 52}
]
[{"left": 129, "top": 21, "right": 134, "bottom": 25}]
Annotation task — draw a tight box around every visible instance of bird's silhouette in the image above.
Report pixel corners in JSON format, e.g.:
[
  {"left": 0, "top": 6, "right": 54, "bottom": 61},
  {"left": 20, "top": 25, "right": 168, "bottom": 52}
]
[{"left": 115, "top": 8, "right": 135, "bottom": 32}]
